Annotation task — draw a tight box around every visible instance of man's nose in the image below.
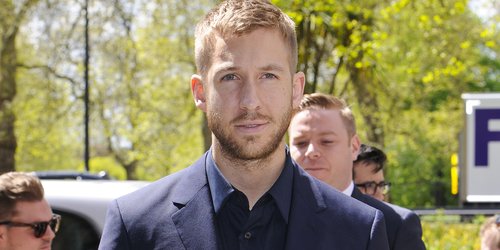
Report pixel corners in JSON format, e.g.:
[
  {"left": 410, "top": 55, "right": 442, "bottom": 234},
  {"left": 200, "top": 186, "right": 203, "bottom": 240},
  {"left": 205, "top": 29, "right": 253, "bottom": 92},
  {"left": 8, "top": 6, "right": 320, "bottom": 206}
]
[
  {"left": 305, "top": 143, "right": 320, "bottom": 159},
  {"left": 41, "top": 224, "right": 56, "bottom": 241},
  {"left": 239, "top": 79, "right": 261, "bottom": 111}
]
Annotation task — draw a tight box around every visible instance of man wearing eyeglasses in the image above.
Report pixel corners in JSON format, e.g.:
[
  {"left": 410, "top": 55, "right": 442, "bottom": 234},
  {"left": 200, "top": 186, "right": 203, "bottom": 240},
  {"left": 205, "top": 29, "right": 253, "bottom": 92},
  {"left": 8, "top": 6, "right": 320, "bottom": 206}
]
[
  {"left": 0, "top": 172, "right": 60, "bottom": 250},
  {"left": 353, "top": 144, "right": 392, "bottom": 201},
  {"left": 289, "top": 93, "right": 425, "bottom": 250}
]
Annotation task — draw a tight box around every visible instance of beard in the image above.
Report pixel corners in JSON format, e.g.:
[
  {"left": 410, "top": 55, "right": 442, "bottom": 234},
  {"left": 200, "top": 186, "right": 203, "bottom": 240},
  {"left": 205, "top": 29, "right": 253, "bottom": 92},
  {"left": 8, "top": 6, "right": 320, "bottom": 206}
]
[{"left": 208, "top": 107, "right": 292, "bottom": 161}]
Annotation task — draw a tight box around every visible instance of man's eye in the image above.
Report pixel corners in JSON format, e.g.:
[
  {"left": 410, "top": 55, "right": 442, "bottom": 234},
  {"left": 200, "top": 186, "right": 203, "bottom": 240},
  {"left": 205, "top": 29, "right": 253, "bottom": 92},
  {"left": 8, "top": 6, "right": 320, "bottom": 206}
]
[
  {"left": 366, "top": 182, "right": 377, "bottom": 188},
  {"left": 322, "top": 140, "right": 334, "bottom": 145},
  {"left": 293, "top": 141, "right": 308, "bottom": 148},
  {"left": 262, "top": 73, "right": 277, "bottom": 79},
  {"left": 221, "top": 74, "right": 238, "bottom": 81}
]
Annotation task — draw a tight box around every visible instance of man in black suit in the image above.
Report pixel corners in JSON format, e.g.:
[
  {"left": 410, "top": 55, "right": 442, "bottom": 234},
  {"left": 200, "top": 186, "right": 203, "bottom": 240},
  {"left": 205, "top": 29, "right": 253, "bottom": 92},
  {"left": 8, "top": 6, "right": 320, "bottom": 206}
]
[
  {"left": 98, "top": 1, "right": 389, "bottom": 249},
  {"left": 289, "top": 93, "right": 426, "bottom": 250}
]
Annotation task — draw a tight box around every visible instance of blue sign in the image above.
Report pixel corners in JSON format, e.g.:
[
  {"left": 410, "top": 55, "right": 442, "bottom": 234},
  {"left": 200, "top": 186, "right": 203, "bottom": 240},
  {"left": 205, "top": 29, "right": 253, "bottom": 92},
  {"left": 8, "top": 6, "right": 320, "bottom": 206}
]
[{"left": 475, "top": 108, "right": 500, "bottom": 166}]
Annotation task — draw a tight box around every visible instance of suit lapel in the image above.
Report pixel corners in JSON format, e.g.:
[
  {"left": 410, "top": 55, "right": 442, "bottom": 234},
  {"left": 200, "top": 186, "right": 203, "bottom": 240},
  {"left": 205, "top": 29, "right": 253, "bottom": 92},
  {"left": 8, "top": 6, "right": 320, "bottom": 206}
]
[
  {"left": 171, "top": 152, "right": 218, "bottom": 250},
  {"left": 351, "top": 186, "right": 363, "bottom": 200},
  {"left": 285, "top": 163, "right": 325, "bottom": 250},
  {"left": 351, "top": 187, "right": 370, "bottom": 204},
  {"left": 172, "top": 186, "right": 218, "bottom": 250}
]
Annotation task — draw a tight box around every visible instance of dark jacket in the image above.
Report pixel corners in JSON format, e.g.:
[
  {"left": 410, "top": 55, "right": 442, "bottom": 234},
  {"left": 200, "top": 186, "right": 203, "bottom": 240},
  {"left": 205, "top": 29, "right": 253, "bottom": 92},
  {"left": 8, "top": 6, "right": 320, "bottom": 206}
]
[
  {"left": 351, "top": 187, "right": 426, "bottom": 250},
  {"left": 99, "top": 150, "right": 389, "bottom": 250}
]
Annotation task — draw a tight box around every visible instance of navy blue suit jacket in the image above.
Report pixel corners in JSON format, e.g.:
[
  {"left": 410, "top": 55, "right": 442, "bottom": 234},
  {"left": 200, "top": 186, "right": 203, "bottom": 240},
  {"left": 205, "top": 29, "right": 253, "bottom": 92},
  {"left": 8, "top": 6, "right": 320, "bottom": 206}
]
[
  {"left": 99, "top": 150, "right": 389, "bottom": 250},
  {"left": 351, "top": 188, "right": 426, "bottom": 250}
]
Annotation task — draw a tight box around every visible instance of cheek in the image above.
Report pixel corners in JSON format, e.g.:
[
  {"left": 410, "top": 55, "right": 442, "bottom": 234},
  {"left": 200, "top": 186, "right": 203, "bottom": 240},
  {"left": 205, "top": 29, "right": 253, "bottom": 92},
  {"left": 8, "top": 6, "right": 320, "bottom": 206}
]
[
  {"left": 290, "top": 149, "right": 303, "bottom": 161},
  {"left": 206, "top": 94, "right": 228, "bottom": 113}
]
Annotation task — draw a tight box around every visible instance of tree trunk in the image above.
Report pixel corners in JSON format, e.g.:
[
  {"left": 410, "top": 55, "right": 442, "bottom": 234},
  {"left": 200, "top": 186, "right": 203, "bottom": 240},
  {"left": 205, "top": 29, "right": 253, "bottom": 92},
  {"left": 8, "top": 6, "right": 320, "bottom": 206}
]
[
  {"left": 349, "top": 66, "right": 384, "bottom": 146},
  {"left": 0, "top": 20, "right": 18, "bottom": 174},
  {"left": 125, "top": 160, "right": 138, "bottom": 180},
  {"left": 0, "top": 0, "right": 40, "bottom": 173}
]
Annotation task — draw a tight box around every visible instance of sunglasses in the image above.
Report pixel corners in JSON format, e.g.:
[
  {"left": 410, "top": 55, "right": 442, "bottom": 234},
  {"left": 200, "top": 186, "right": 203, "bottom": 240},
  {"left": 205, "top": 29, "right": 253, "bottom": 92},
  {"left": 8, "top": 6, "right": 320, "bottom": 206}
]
[{"left": 0, "top": 214, "right": 61, "bottom": 238}]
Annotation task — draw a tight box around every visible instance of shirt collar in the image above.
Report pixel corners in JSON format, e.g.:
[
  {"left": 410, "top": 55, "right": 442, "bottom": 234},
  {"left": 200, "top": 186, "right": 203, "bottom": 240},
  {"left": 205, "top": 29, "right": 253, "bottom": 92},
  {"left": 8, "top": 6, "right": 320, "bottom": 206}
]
[
  {"left": 206, "top": 148, "right": 293, "bottom": 223},
  {"left": 206, "top": 150, "right": 234, "bottom": 213},
  {"left": 343, "top": 181, "right": 355, "bottom": 196}
]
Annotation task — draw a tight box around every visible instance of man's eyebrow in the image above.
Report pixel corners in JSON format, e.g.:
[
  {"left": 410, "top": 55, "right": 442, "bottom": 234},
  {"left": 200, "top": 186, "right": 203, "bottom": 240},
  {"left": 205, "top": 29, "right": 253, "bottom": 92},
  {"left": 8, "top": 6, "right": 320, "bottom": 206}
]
[
  {"left": 318, "top": 131, "right": 338, "bottom": 136},
  {"left": 212, "top": 63, "right": 239, "bottom": 74},
  {"left": 260, "top": 63, "right": 286, "bottom": 72}
]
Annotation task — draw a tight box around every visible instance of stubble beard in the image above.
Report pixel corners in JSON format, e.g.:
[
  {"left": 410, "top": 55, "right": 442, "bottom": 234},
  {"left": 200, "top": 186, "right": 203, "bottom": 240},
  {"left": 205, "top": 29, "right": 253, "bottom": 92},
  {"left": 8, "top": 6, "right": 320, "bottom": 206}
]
[{"left": 208, "top": 108, "right": 292, "bottom": 162}]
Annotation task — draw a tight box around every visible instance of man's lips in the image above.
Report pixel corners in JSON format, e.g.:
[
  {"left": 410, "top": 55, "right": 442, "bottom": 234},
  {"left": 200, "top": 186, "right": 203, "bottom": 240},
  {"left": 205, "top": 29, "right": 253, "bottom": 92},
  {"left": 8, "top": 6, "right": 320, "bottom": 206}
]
[
  {"left": 235, "top": 120, "right": 268, "bottom": 128},
  {"left": 305, "top": 167, "right": 325, "bottom": 171},
  {"left": 231, "top": 111, "right": 271, "bottom": 126},
  {"left": 40, "top": 243, "right": 52, "bottom": 250},
  {"left": 303, "top": 164, "right": 327, "bottom": 171},
  {"left": 234, "top": 121, "right": 268, "bottom": 133}
]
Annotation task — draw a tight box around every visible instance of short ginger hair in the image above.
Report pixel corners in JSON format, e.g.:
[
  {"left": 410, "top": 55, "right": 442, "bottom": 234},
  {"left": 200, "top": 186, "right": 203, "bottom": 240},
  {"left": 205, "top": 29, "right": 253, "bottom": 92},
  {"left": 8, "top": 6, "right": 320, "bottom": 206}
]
[
  {"left": 297, "top": 93, "right": 357, "bottom": 138},
  {"left": 194, "top": 0, "right": 298, "bottom": 77}
]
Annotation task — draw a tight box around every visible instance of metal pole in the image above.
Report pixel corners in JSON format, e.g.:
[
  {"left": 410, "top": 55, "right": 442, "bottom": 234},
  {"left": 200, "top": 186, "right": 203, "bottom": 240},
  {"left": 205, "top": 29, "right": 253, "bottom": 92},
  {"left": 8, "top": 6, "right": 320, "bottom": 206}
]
[{"left": 84, "top": 0, "right": 90, "bottom": 171}]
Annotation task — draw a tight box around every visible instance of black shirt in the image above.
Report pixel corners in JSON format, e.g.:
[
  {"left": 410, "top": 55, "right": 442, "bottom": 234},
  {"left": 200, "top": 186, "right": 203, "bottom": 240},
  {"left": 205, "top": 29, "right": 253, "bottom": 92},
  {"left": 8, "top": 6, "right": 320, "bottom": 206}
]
[{"left": 206, "top": 151, "right": 293, "bottom": 250}]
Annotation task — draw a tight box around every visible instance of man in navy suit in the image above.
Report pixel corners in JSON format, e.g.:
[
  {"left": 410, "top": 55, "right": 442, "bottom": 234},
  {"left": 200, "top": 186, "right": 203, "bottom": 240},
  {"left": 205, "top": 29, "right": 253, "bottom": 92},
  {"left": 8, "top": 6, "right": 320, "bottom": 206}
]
[
  {"left": 289, "top": 93, "right": 426, "bottom": 250},
  {"left": 353, "top": 144, "right": 426, "bottom": 249},
  {"left": 99, "top": 1, "right": 389, "bottom": 249}
]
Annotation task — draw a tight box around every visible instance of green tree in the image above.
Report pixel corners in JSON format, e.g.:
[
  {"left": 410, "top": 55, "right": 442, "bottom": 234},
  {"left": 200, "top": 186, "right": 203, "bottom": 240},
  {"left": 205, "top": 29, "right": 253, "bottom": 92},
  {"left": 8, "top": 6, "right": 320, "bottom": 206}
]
[
  {"left": 87, "top": 0, "right": 210, "bottom": 179},
  {"left": 0, "top": 0, "right": 39, "bottom": 173},
  {"left": 13, "top": 0, "right": 213, "bottom": 180},
  {"left": 8, "top": 0, "right": 499, "bottom": 207},
  {"left": 275, "top": 0, "right": 499, "bottom": 207},
  {"left": 13, "top": 0, "right": 90, "bottom": 173}
]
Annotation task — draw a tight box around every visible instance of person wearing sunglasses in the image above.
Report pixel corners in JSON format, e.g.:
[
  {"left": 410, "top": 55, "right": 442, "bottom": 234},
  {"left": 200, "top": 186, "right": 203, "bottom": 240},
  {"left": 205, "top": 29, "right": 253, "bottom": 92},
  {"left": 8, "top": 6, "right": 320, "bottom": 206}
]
[
  {"left": 353, "top": 144, "right": 392, "bottom": 202},
  {"left": 289, "top": 93, "right": 425, "bottom": 250},
  {"left": 0, "top": 172, "right": 60, "bottom": 250}
]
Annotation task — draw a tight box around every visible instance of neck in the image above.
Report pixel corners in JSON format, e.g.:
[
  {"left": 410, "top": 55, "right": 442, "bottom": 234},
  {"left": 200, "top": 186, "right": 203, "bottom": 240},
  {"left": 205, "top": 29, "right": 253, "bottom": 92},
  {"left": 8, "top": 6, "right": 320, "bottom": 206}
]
[{"left": 212, "top": 141, "right": 286, "bottom": 209}]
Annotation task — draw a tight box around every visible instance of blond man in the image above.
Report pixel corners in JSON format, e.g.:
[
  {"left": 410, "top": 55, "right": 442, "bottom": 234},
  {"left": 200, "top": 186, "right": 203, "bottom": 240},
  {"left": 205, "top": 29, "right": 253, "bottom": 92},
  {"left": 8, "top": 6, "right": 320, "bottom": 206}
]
[{"left": 99, "top": 1, "right": 388, "bottom": 249}]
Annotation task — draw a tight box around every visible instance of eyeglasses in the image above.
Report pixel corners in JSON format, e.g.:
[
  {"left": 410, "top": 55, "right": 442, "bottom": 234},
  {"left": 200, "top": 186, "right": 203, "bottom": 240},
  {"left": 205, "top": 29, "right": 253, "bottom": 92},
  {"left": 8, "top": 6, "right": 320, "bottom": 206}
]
[
  {"left": 355, "top": 181, "right": 391, "bottom": 195},
  {"left": 0, "top": 214, "right": 61, "bottom": 238}
]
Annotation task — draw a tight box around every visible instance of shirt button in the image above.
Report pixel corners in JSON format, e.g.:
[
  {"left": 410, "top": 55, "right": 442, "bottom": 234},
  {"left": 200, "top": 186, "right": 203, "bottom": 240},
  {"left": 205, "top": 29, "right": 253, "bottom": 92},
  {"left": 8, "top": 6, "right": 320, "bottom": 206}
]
[{"left": 244, "top": 232, "right": 252, "bottom": 239}]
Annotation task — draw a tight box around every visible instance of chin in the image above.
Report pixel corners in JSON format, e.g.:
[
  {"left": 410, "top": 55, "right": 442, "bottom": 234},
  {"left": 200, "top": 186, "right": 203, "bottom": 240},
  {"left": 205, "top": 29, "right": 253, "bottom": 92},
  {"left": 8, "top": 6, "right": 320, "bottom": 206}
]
[{"left": 305, "top": 169, "right": 326, "bottom": 178}]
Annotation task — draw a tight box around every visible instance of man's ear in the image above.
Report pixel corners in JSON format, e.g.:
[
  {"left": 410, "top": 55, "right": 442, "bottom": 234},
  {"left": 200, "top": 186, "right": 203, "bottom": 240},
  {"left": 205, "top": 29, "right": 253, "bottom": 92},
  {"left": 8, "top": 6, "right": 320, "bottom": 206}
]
[
  {"left": 191, "top": 74, "right": 207, "bottom": 112},
  {"left": 292, "top": 71, "right": 305, "bottom": 109},
  {"left": 351, "top": 134, "right": 361, "bottom": 161},
  {"left": 0, "top": 226, "right": 6, "bottom": 241}
]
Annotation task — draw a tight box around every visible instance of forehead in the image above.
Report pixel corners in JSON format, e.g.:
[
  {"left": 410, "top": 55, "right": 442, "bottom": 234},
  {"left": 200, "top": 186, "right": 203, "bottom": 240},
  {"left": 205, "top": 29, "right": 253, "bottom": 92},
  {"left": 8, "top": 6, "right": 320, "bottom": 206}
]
[
  {"left": 353, "top": 163, "right": 384, "bottom": 179},
  {"left": 290, "top": 109, "right": 348, "bottom": 136},
  {"left": 354, "top": 162, "right": 380, "bottom": 172},
  {"left": 12, "top": 200, "right": 52, "bottom": 221},
  {"left": 210, "top": 28, "right": 292, "bottom": 72}
]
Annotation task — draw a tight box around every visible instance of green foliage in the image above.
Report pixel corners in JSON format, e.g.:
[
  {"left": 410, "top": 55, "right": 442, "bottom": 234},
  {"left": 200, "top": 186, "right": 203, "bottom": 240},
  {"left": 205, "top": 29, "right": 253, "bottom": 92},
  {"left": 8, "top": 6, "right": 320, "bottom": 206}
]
[
  {"left": 78, "top": 156, "right": 126, "bottom": 180},
  {"left": 13, "top": 0, "right": 208, "bottom": 180},
  {"left": 274, "top": 0, "right": 499, "bottom": 208},
  {"left": 370, "top": 0, "right": 497, "bottom": 207},
  {"left": 7, "top": 0, "right": 500, "bottom": 209},
  {"left": 14, "top": 38, "right": 82, "bottom": 172},
  {"left": 421, "top": 214, "right": 483, "bottom": 250}
]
